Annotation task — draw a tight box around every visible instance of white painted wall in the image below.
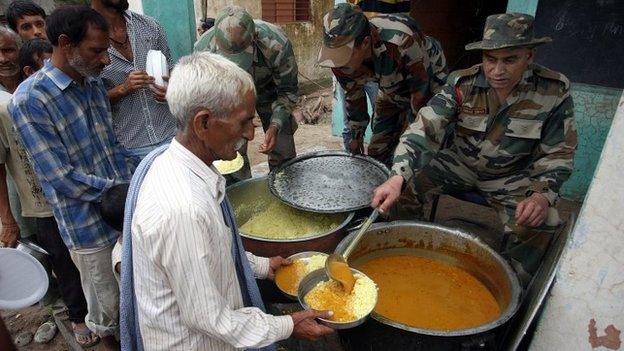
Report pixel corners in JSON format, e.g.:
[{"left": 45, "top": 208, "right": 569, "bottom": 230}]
[{"left": 531, "top": 92, "right": 624, "bottom": 350}]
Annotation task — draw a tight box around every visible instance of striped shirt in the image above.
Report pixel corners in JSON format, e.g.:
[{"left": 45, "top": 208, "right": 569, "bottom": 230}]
[
  {"left": 8, "top": 61, "right": 133, "bottom": 250},
  {"left": 100, "top": 11, "right": 176, "bottom": 149},
  {"left": 131, "top": 138, "right": 293, "bottom": 350}
]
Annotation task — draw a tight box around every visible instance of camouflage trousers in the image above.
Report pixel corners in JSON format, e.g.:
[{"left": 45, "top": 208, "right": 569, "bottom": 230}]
[
  {"left": 367, "top": 93, "right": 412, "bottom": 168},
  {"left": 391, "top": 149, "right": 561, "bottom": 287},
  {"left": 227, "top": 106, "right": 297, "bottom": 183}
]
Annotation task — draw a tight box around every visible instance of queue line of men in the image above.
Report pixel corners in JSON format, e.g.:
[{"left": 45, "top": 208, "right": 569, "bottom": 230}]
[
  {"left": 0, "top": 2, "right": 576, "bottom": 351},
  {"left": 0, "top": 0, "right": 177, "bottom": 349},
  {"left": 0, "top": 3, "right": 99, "bottom": 347}
]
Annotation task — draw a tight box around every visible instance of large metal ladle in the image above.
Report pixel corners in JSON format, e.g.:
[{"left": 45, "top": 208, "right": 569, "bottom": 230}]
[{"left": 325, "top": 208, "right": 379, "bottom": 293}]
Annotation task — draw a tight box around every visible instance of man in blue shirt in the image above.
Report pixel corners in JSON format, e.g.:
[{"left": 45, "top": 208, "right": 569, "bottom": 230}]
[{"left": 9, "top": 6, "right": 133, "bottom": 350}]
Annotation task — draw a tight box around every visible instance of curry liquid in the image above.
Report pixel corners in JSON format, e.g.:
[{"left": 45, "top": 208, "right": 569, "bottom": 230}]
[
  {"left": 357, "top": 255, "right": 501, "bottom": 330},
  {"left": 275, "top": 260, "right": 306, "bottom": 295},
  {"left": 328, "top": 261, "right": 356, "bottom": 293}
]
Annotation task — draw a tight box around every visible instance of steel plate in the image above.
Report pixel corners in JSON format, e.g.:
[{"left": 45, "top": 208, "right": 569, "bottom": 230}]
[{"left": 268, "top": 151, "right": 390, "bottom": 213}]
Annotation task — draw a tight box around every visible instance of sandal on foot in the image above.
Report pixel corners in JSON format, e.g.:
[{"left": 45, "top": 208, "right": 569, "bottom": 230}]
[{"left": 72, "top": 324, "right": 100, "bottom": 348}]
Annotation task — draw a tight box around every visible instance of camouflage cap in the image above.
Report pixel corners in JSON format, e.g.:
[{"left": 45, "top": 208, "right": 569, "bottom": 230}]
[
  {"left": 213, "top": 6, "right": 255, "bottom": 71},
  {"left": 465, "top": 13, "right": 551, "bottom": 51},
  {"left": 318, "top": 3, "right": 368, "bottom": 68}
]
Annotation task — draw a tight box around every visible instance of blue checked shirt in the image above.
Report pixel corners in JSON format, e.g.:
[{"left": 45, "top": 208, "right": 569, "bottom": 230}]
[
  {"left": 9, "top": 61, "right": 134, "bottom": 250},
  {"left": 100, "top": 11, "right": 176, "bottom": 150}
]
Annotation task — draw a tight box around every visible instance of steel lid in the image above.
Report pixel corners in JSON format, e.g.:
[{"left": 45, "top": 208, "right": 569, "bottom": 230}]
[{"left": 268, "top": 151, "right": 389, "bottom": 213}]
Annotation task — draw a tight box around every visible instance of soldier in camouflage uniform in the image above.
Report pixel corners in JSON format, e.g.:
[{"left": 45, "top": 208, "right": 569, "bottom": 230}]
[
  {"left": 194, "top": 6, "right": 298, "bottom": 181},
  {"left": 372, "top": 13, "right": 577, "bottom": 287},
  {"left": 319, "top": 3, "right": 447, "bottom": 167}
]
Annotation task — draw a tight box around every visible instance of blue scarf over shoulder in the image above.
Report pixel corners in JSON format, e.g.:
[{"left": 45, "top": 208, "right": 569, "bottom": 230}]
[{"left": 119, "top": 144, "right": 274, "bottom": 351}]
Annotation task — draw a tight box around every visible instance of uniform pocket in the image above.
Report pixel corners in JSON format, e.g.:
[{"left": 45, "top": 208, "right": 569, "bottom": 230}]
[
  {"left": 505, "top": 118, "right": 543, "bottom": 139},
  {"left": 456, "top": 113, "right": 488, "bottom": 136},
  {"left": 500, "top": 118, "right": 543, "bottom": 155}
]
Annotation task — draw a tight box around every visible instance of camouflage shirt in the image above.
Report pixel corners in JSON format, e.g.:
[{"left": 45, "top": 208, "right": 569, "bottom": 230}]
[
  {"left": 332, "top": 13, "right": 432, "bottom": 141},
  {"left": 392, "top": 63, "right": 577, "bottom": 204},
  {"left": 194, "top": 20, "right": 299, "bottom": 130},
  {"left": 425, "top": 36, "right": 448, "bottom": 95}
]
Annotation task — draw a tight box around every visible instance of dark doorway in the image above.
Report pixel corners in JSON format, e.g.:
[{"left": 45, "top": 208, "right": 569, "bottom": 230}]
[{"left": 410, "top": 0, "right": 508, "bottom": 71}]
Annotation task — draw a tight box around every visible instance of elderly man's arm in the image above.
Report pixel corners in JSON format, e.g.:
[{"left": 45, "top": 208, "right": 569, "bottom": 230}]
[
  {"left": 9, "top": 98, "right": 116, "bottom": 202},
  {"left": 245, "top": 252, "right": 271, "bottom": 279},
  {"left": 246, "top": 252, "right": 290, "bottom": 281},
  {"left": 157, "top": 210, "right": 293, "bottom": 348},
  {"left": 528, "top": 96, "right": 577, "bottom": 206}
]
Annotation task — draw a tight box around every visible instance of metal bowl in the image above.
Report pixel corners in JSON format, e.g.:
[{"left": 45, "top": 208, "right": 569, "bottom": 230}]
[
  {"left": 297, "top": 268, "right": 378, "bottom": 330},
  {"left": 275, "top": 251, "right": 328, "bottom": 300},
  {"left": 226, "top": 176, "right": 355, "bottom": 258},
  {"left": 16, "top": 239, "right": 49, "bottom": 263}
]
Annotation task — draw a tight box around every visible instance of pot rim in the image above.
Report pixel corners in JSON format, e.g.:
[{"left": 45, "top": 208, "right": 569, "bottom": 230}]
[
  {"left": 227, "top": 175, "right": 356, "bottom": 243},
  {"left": 239, "top": 210, "right": 355, "bottom": 243},
  {"left": 339, "top": 220, "right": 522, "bottom": 337}
]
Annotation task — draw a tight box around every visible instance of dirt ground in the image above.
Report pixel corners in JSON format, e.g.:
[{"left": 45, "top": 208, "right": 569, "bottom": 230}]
[
  {"left": 1, "top": 84, "right": 582, "bottom": 350},
  {"left": 2, "top": 305, "right": 68, "bottom": 351},
  {"left": 246, "top": 85, "right": 342, "bottom": 175}
]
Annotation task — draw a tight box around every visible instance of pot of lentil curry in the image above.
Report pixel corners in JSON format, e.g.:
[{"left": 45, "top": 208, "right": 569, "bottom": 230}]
[
  {"left": 335, "top": 221, "right": 521, "bottom": 350},
  {"left": 226, "top": 176, "right": 355, "bottom": 258}
]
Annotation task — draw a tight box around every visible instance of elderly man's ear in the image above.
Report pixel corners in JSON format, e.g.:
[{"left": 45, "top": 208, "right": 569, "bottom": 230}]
[{"left": 191, "top": 110, "right": 225, "bottom": 140}]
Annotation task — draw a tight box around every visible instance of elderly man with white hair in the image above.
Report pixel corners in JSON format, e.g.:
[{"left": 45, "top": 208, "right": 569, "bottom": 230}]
[{"left": 120, "top": 51, "right": 333, "bottom": 351}]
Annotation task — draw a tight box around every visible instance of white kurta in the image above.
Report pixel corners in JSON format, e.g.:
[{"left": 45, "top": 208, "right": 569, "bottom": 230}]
[{"left": 131, "top": 138, "right": 293, "bottom": 350}]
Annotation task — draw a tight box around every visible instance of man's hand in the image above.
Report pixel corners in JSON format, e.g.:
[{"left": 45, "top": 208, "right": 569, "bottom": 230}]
[
  {"left": 371, "top": 175, "right": 404, "bottom": 214},
  {"left": 259, "top": 124, "right": 279, "bottom": 154},
  {"left": 267, "top": 256, "right": 290, "bottom": 281},
  {"left": 290, "top": 309, "right": 335, "bottom": 341},
  {"left": 150, "top": 76, "right": 169, "bottom": 103},
  {"left": 348, "top": 138, "right": 364, "bottom": 155},
  {"left": 0, "top": 222, "right": 19, "bottom": 248},
  {"left": 515, "top": 193, "right": 549, "bottom": 227},
  {"left": 123, "top": 70, "right": 153, "bottom": 94}
]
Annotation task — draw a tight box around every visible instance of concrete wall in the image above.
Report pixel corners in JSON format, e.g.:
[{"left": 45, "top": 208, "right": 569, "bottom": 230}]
[
  {"left": 196, "top": 0, "right": 333, "bottom": 82},
  {"left": 142, "top": 0, "right": 195, "bottom": 62},
  {"left": 530, "top": 92, "right": 624, "bottom": 351},
  {"left": 506, "top": 0, "right": 538, "bottom": 15}
]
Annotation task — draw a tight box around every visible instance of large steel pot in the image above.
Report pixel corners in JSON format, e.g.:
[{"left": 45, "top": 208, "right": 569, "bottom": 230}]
[
  {"left": 226, "top": 176, "right": 355, "bottom": 258},
  {"left": 335, "top": 221, "right": 521, "bottom": 350}
]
